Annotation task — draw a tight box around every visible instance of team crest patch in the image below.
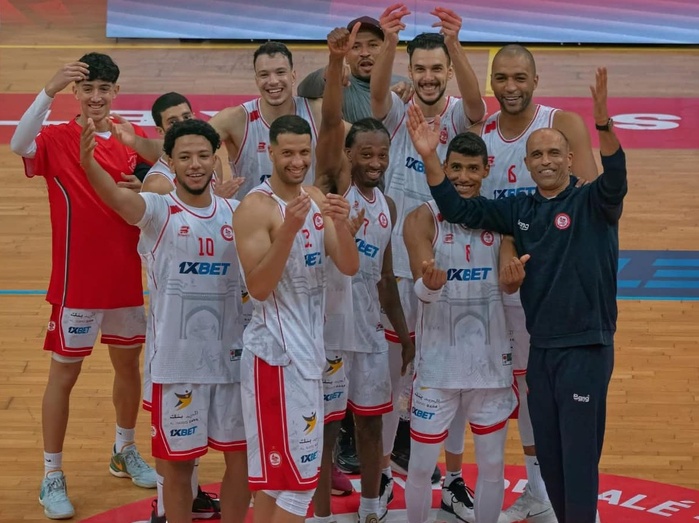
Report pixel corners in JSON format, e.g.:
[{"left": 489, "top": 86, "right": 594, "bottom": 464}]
[
  {"left": 220, "top": 224, "right": 234, "bottom": 241},
  {"left": 379, "top": 212, "right": 389, "bottom": 228},
  {"left": 481, "top": 230, "right": 494, "bottom": 246},
  {"left": 502, "top": 353, "right": 512, "bottom": 366},
  {"left": 268, "top": 451, "right": 282, "bottom": 467},
  {"left": 313, "top": 212, "right": 324, "bottom": 230},
  {"left": 47, "top": 321, "right": 56, "bottom": 332},
  {"left": 439, "top": 127, "right": 448, "bottom": 144},
  {"left": 555, "top": 213, "right": 571, "bottom": 230}
]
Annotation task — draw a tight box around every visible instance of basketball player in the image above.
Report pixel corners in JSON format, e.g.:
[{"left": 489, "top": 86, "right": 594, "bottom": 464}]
[
  {"left": 80, "top": 117, "right": 251, "bottom": 523},
  {"left": 311, "top": 25, "right": 413, "bottom": 523},
  {"left": 9, "top": 53, "right": 155, "bottom": 520},
  {"left": 233, "top": 114, "right": 359, "bottom": 523},
  {"left": 141, "top": 91, "right": 245, "bottom": 522},
  {"left": 297, "top": 15, "right": 413, "bottom": 123},
  {"left": 470, "top": 45, "right": 598, "bottom": 522},
  {"left": 370, "top": 2, "right": 485, "bottom": 505},
  {"left": 415, "top": 68, "right": 622, "bottom": 523},
  {"left": 403, "top": 132, "right": 520, "bottom": 523},
  {"left": 209, "top": 42, "right": 324, "bottom": 198}
]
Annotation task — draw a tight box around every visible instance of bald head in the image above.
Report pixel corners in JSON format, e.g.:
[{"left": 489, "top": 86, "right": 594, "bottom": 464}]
[
  {"left": 493, "top": 44, "right": 536, "bottom": 76},
  {"left": 526, "top": 128, "right": 569, "bottom": 155}
]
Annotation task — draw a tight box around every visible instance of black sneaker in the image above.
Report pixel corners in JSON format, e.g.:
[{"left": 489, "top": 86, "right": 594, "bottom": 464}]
[
  {"left": 192, "top": 487, "right": 221, "bottom": 520},
  {"left": 440, "top": 478, "right": 475, "bottom": 523},
  {"left": 334, "top": 426, "right": 360, "bottom": 474},
  {"left": 148, "top": 499, "right": 167, "bottom": 523}
]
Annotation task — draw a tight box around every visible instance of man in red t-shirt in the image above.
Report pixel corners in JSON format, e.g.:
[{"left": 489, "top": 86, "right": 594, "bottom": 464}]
[{"left": 10, "top": 52, "right": 156, "bottom": 520}]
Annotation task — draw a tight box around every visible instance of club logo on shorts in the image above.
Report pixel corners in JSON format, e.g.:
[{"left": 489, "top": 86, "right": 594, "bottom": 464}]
[
  {"left": 174, "top": 390, "right": 193, "bottom": 410},
  {"left": 481, "top": 231, "right": 495, "bottom": 246},
  {"left": 303, "top": 412, "right": 317, "bottom": 434},
  {"left": 439, "top": 127, "right": 448, "bottom": 145},
  {"left": 151, "top": 425, "right": 157, "bottom": 438},
  {"left": 313, "top": 212, "right": 324, "bottom": 230},
  {"left": 47, "top": 321, "right": 56, "bottom": 332},
  {"left": 378, "top": 212, "right": 389, "bottom": 228},
  {"left": 325, "top": 357, "right": 343, "bottom": 375},
  {"left": 502, "top": 353, "right": 513, "bottom": 366},
  {"left": 555, "top": 213, "right": 571, "bottom": 230},
  {"left": 268, "top": 451, "right": 282, "bottom": 467},
  {"left": 220, "top": 224, "right": 234, "bottom": 241}
]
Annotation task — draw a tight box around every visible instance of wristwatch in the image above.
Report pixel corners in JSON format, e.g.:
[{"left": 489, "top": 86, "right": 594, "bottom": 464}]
[{"left": 595, "top": 118, "right": 613, "bottom": 132}]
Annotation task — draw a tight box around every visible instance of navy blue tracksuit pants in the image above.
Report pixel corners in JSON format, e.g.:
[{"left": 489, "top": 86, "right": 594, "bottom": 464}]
[{"left": 527, "top": 345, "right": 614, "bottom": 523}]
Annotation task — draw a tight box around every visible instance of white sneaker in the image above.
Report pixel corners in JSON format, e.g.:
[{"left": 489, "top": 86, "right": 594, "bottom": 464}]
[
  {"left": 440, "top": 477, "right": 475, "bottom": 523},
  {"left": 498, "top": 483, "right": 557, "bottom": 523}
]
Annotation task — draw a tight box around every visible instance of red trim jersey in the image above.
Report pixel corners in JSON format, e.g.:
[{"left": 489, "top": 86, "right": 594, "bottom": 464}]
[{"left": 23, "top": 119, "right": 147, "bottom": 308}]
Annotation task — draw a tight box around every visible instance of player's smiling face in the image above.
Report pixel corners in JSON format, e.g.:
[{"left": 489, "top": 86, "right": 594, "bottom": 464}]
[
  {"left": 269, "top": 132, "right": 312, "bottom": 185},
  {"left": 443, "top": 152, "right": 489, "bottom": 199},
  {"left": 347, "top": 130, "right": 390, "bottom": 189},
  {"left": 168, "top": 134, "right": 215, "bottom": 196},
  {"left": 491, "top": 54, "right": 538, "bottom": 116},
  {"left": 409, "top": 48, "right": 452, "bottom": 106},
  {"left": 254, "top": 53, "right": 296, "bottom": 107},
  {"left": 73, "top": 79, "right": 119, "bottom": 124}
]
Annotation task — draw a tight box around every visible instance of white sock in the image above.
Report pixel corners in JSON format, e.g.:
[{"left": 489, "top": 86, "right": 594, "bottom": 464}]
[
  {"left": 524, "top": 455, "right": 549, "bottom": 502},
  {"left": 191, "top": 458, "right": 200, "bottom": 498},
  {"left": 443, "top": 470, "right": 461, "bottom": 488},
  {"left": 44, "top": 451, "right": 63, "bottom": 475},
  {"left": 115, "top": 425, "right": 135, "bottom": 452},
  {"left": 359, "top": 496, "right": 380, "bottom": 518},
  {"left": 313, "top": 515, "right": 335, "bottom": 523},
  {"left": 156, "top": 474, "right": 166, "bottom": 516},
  {"left": 382, "top": 466, "right": 393, "bottom": 479}
]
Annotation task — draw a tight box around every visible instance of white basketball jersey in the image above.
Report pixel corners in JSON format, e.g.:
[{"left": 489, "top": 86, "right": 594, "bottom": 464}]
[
  {"left": 415, "top": 201, "right": 511, "bottom": 389},
  {"left": 345, "top": 184, "right": 392, "bottom": 353},
  {"left": 138, "top": 193, "right": 245, "bottom": 385},
  {"left": 383, "top": 93, "right": 470, "bottom": 278},
  {"left": 143, "top": 156, "right": 176, "bottom": 188},
  {"left": 324, "top": 259, "right": 354, "bottom": 351},
  {"left": 230, "top": 97, "right": 319, "bottom": 198},
  {"left": 242, "top": 182, "right": 327, "bottom": 380},
  {"left": 479, "top": 104, "right": 557, "bottom": 305}
]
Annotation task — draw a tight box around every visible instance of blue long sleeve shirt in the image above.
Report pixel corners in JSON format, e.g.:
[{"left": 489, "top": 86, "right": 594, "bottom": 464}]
[{"left": 429, "top": 147, "right": 628, "bottom": 349}]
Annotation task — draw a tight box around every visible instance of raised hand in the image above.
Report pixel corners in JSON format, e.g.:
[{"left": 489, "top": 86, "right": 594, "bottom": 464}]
[
  {"left": 500, "top": 254, "right": 531, "bottom": 289},
  {"left": 322, "top": 193, "right": 352, "bottom": 227},
  {"left": 108, "top": 113, "right": 137, "bottom": 148},
  {"left": 379, "top": 3, "right": 411, "bottom": 43},
  {"left": 45, "top": 62, "right": 89, "bottom": 97},
  {"left": 431, "top": 7, "right": 462, "bottom": 45},
  {"left": 421, "top": 259, "right": 447, "bottom": 290},
  {"left": 391, "top": 80, "right": 414, "bottom": 103},
  {"left": 214, "top": 177, "right": 245, "bottom": 199},
  {"left": 79, "top": 118, "right": 98, "bottom": 169},
  {"left": 406, "top": 104, "right": 441, "bottom": 157},
  {"left": 284, "top": 192, "right": 312, "bottom": 233},
  {"left": 589, "top": 67, "right": 609, "bottom": 127},
  {"left": 348, "top": 208, "right": 367, "bottom": 237},
  {"left": 327, "top": 22, "right": 361, "bottom": 59}
]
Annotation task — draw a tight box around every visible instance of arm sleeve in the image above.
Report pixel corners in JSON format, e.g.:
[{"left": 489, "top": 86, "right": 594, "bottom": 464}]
[
  {"left": 429, "top": 177, "right": 514, "bottom": 235},
  {"left": 296, "top": 68, "right": 326, "bottom": 99},
  {"left": 10, "top": 89, "right": 54, "bottom": 158},
  {"left": 590, "top": 147, "right": 628, "bottom": 223}
]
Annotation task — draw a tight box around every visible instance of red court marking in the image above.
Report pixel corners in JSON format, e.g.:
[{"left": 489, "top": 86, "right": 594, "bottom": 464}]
[
  {"left": 0, "top": 94, "right": 696, "bottom": 149},
  {"left": 78, "top": 465, "right": 699, "bottom": 523}
]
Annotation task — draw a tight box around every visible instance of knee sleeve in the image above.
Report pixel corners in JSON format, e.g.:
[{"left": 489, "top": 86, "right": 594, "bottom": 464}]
[
  {"left": 516, "top": 374, "right": 535, "bottom": 447},
  {"left": 275, "top": 489, "right": 316, "bottom": 517}
]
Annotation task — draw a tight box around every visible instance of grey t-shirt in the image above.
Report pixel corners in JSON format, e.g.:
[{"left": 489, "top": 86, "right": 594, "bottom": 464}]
[{"left": 297, "top": 67, "right": 408, "bottom": 124}]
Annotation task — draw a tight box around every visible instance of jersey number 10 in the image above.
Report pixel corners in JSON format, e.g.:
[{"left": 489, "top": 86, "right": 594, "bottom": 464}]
[{"left": 198, "top": 237, "right": 215, "bottom": 256}]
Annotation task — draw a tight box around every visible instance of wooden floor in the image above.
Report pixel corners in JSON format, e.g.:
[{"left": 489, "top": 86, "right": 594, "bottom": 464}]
[{"left": 1, "top": 2, "right": 698, "bottom": 521}]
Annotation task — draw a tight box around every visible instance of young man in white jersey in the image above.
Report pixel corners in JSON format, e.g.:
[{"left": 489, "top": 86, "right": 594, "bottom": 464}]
[
  {"left": 233, "top": 114, "right": 359, "bottom": 523},
  {"left": 370, "top": 2, "right": 486, "bottom": 498},
  {"left": 209, "top": 42, "right": 324, "bottom": 197},
  {"left": 403, "top": 132, "right": 521, "bottom": 523},
  {"left": 470, "top": 45, "right": 598, "bottom": 523},
  {"left": 141, "top": 92, "right": 247, "bottom": 522},
  {"left": 80, "top": 118, "right": 251, "bottom": 523},
  {"left": 10, "top": 53, "right": 155, "bottom": 520},
  {"left": 310, "top": 26, "right": 415, "bottom": 523}
]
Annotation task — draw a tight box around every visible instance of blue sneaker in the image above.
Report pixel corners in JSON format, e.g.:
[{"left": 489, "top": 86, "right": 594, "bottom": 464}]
[
  {"left": 109, "top": 443, "right": 157, "bottom": 488},
  {"left": 39, "top": 471, "right": 75, "bottom": 520}
]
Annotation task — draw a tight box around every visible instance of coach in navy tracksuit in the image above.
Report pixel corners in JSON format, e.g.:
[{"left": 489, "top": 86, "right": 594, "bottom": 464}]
[{"left": 405, "top": 68, "right": 623, "bottom": 523}]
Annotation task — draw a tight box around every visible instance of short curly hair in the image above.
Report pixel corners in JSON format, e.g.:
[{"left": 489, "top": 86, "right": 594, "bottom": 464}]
[{"left": 163, "top": 119, "right": 221, "bottom": 157}]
